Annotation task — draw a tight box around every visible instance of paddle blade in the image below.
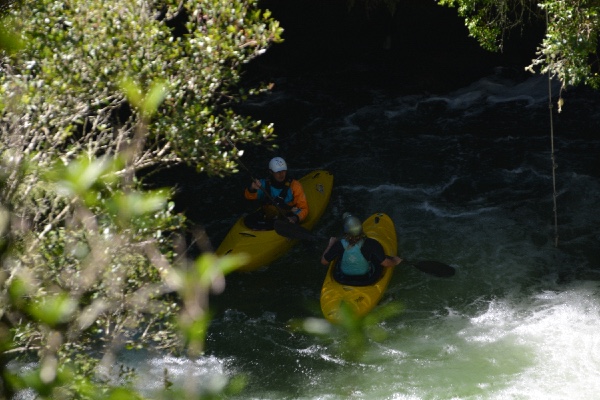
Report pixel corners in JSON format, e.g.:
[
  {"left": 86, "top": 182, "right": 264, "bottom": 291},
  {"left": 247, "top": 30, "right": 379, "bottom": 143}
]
[
  {"left": 274, "top": 220, "right": 321, "bottom": 241},
  {"left": 411, "top": 260, "right": 456, "bottom": 277}
]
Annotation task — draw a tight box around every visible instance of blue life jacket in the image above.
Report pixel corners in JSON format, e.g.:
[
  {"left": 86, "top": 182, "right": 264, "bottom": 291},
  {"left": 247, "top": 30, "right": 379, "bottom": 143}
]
[
  {"left": 260, "top": 178, "right": 292, "bottom": 208},
  {"left": 340, "top": 239, "right": 371, "bottom": 275}
]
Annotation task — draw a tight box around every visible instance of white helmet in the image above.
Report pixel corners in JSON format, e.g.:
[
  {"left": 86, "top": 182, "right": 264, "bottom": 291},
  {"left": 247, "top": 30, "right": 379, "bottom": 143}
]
[{"left": 268, "top": 157, "right": 287, "bottom": 173}]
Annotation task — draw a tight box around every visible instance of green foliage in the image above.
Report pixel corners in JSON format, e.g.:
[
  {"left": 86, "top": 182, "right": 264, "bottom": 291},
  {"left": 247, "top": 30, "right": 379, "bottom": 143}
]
[
  {"left": 294, "top": 301, "right": 404, "bottom": 361},
  {"left": 27, "top": 293, "right": 78, "bottom": 327},
  {"left": 6, "top": 363, "right": 146, "bottom": 399},
  {"left": 176, "top": 252, "right": 248, "bottom": 357},
  {"left": 1, "top": 0, "right": 282, "bottom": 178},
  {"left": 437, "top": 0, "right": 533, "bottom": 52},
  {"left": 438, "top": 0, "right": 600, "bottom": 90},
  {"left": 0, "top": 0, "right": 279, "bottom": 397},
  {"left": 1, "top": 152, "right": 248, "bottom": 398},
  {"left": 533, "top": 1, "right": 600, "bottom": 88},
  {"left": 0, "top": 16, "right": 23, "bottom": 55}
]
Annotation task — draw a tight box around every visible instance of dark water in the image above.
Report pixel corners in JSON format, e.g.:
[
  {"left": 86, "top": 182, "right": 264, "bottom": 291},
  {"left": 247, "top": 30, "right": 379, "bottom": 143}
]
[
  {"left": 16, "top": 21, "right": 600, "bottom": 399},
  {"left": 121, "top": 50, "right": 600, "bottom": 399}
]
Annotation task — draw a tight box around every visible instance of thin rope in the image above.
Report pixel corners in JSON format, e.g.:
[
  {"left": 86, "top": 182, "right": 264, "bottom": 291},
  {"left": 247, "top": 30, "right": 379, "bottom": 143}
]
[{"left": 546, "top": 9, "right": 559, "bottom": 248}]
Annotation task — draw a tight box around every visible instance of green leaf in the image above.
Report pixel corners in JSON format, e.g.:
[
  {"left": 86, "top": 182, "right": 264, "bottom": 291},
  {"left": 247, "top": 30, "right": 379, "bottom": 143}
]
[
  {"left": 28, "top": 293, "right": 77, "bottom": 327},
  {"left": 183, "top": 314, "right": 210, "bottom": 345},
  {"left": 48, "top": 156, "right": 115, "bottom": 198},
  {"left": 195, "top": 252, "right": 248, "bottom": 289},
  {"left": 107, "top": 190, "right": 168, "bottom": 221},
  {"left": 119, "top": 77, "right": 143, "bottom": 110},
  {"left": 106, "top": 387, "right": 144, "bottom": 400},
  {"left": 141, "top": 80, "right": 167, "bottom": 117},
  {"left": 8, "top": 278, "right": 31, "bottom": 307},
  {"left": 0, "top": 18, "right": 24, "bottom": 53}
]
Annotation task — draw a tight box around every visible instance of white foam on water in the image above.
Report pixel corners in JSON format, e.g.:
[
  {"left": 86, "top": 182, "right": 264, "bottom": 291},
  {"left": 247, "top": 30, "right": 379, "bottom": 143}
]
[
  {"left": 133, "top": 354, "right": 234, "bottom": 395},
  {"left": 460, "top": 282, "right": 600, "bottom": 399},
  {"left": 299, "top": 279, "right": 600, "bottom": 399},
  {"left": 374, "top": 70, "right": 557, "bottom": 125},
  {"left": 419, "top": 201, "right": 499, "bottom": 219}
]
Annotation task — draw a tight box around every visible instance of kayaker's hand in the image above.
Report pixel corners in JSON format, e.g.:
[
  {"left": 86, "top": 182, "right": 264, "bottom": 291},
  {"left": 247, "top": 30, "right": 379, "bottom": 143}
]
[
  {"left": 250, "top": 179, "right": 262, "bottom": 191},
  {"left": 320, "top": 237, "right": 338, "bottom": 266},
  {"left": 287, "top": 215, "right": 299, "bottom": 224},
  {"left": 383, "top": 256, "right": 403, "bottom": 267}
]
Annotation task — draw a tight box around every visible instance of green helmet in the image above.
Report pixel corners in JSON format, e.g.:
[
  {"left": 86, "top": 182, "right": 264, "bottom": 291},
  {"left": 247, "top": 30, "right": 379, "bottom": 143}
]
[{"left": 342, "top": 212, "right": 362, "bottom": 236}]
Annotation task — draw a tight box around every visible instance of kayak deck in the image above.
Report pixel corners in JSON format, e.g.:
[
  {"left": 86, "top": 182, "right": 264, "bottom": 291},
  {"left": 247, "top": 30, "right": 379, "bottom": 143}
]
[
  {"left": 216, "top": 170, "right": 333, "bottom": 272},
  {"left": 320, "top": 213, "right": 398, "bottom": 323}
]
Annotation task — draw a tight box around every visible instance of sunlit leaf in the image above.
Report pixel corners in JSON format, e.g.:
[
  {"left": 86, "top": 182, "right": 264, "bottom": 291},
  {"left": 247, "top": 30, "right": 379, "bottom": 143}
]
[
  {"left": 106, "top": 387, "right": 145, "bottom": 400},
  {"left": 180, "top": 312, "right": 212, "bottom": 356},
  {"left": 28, "top": 293, "right": 78, "bottom": 327},
  {"left": 120, "top": 77, "right": 143, "bottom": 110},
  {"left": 0, "top": 18, "right": 24, "bottom": 53},
  {"left": 8, "top": 277, "right": 31, "bottom": 307},
  {"left": 195, "top": 252, "right": 249, "bottom": 289},
  {"left": 47, "top": 156, "right": 115, "bottom": 198},
  {"left": 141, "top": 80, "right": 167, "bottom": 117},
  {"left": 108, "top": 190, "right": 168, "bottom": 220}
]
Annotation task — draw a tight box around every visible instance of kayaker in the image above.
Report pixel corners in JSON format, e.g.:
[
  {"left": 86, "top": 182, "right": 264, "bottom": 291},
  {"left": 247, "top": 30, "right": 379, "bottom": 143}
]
[
  {"left": 320, "top": 213, "right": 403, "bottom": 285},
  {"left": 244, "top": 157, "right": 309, "bottom": 229}
]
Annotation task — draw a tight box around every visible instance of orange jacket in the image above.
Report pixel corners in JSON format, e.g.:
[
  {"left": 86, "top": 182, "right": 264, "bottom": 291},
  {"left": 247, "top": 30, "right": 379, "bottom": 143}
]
[{"left": 244, "top": 178, "right": 309, "bottom": 222}]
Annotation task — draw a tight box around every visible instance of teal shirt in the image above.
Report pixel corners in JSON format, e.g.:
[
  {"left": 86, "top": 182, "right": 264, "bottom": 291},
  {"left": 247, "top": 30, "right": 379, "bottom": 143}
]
[{"left": 340, "top": 239, "right": 371, "bottom": 275}]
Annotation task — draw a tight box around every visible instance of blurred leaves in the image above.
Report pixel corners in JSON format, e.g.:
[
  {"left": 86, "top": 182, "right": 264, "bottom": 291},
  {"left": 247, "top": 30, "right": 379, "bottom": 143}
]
[
  {"left": 0, "top": 16, "right": 23, "bottom": 54},
  {"left": 1, "top": 148, "right": 250, "bottom": 397},
  {"left": 47, "top": 156, "right": 118, "bottom": 198},
  {"left": 177, "top": 252, "right": 247, "bottom": 357},
  {"left": 27, "top": 293, "right": 78, "bottom": 327},
  {"left": 120, "top": 78, "right": 167, "bottom": 119},
  {"left": 292, "top": 301, "right": 404, "bottom": 361},
  {"left": 335, "top": 301, "right": 404, "bottom": 360},
  {"left": 0, "top": 0, "right": 276, "bottom": 397}
]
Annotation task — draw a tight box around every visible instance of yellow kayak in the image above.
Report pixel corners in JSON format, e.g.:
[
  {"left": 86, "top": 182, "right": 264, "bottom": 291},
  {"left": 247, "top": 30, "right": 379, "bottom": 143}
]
[
  {"left": 216, "top": 170, "right": 333, "bottom": 272},
  {"left": 320, "top": 213, "right": 398, "bottom": 323}
]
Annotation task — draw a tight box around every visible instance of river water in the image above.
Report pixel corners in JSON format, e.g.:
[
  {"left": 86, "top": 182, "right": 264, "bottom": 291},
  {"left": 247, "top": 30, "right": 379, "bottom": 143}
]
[
  {"left": 14, "top": 39, "right": 600, "bottom": 400},
  {"left": 122, "top": 50, "right": 600, "bottom": 399}
]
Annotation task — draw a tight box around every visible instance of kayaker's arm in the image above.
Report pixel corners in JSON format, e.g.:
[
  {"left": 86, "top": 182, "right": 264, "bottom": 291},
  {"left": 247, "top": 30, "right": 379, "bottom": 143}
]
[
  {"left": 320, "top": 237, "right": 338, "bottom": 265},
  {"left": 244, "top": 179, "right": 263, "bottom": 200},
  {"left": 382, "top": 255, "right": 403, "bottom": 268},
  {"left": 366, "top": 238, "right": 401, "bottom": 268},
  {"left": 290, "top": 180, "right": 309, "bottom": 222}
]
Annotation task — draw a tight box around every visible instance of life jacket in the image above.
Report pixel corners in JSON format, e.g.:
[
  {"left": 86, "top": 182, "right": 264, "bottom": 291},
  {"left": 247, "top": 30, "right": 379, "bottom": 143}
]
[
  {"left": 263, "top": 177, "right": 292, "bottom": 210},
  {"left": 340, "top": 238, "right": 371, "bottom": 276}
]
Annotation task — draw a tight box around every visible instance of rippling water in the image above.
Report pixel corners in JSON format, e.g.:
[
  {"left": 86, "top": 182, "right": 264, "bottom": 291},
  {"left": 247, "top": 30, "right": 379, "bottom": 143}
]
[
  {"left": 16, "top": 63, "right": 599, "bottom": 399},
  {"left": 124, "top": 63, "right": 600, "bottom": 399}
]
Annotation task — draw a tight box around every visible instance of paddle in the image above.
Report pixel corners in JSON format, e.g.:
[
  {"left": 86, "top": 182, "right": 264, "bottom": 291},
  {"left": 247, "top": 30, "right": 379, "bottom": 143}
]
[
  {"left": 274, "top": 220, "right": 326, "bottom": 241},
  {"left": 273, "top": 220, "right": 456, "bottom": 277},
  {"left": 403, "top": 260, "right": 455, "bottom": 277}
]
